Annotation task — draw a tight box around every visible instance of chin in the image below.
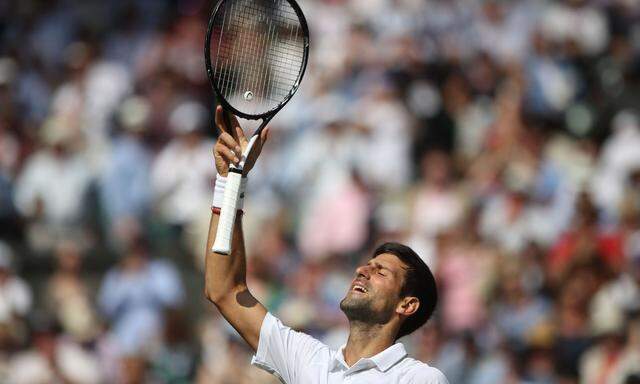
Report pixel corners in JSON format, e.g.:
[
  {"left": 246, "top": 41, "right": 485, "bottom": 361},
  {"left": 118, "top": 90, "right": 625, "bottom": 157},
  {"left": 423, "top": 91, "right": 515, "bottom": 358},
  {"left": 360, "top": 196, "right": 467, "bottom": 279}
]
[
  {"left": 340, "top": 292, "right": 370, "bottom": 309},
  {"left": 340, "top": 294, "right": 395, "bottom": 325},
  {"left": 340, "top": 296, "right": 378, "bottom": 323},
  {"left": 340, "top": 294, "right": 363, "bottom": 310}
]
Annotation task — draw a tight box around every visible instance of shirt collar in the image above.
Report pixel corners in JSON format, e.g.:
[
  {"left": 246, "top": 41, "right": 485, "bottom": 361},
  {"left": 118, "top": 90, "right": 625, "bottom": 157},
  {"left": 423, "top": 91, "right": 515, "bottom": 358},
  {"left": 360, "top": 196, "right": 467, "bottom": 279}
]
[
  {"left": 329, "top": 345, "right": 347, "bottom": 372},
  {"left": 330, "top": 343, "right": 408, "bottom": 373}
]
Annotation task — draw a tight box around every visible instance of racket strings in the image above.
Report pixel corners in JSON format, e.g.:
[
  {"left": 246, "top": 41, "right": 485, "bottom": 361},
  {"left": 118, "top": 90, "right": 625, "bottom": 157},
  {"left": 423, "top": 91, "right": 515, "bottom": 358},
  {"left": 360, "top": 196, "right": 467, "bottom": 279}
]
[{"left": 211, "top": 0, "right": 306, "bottom": 116}]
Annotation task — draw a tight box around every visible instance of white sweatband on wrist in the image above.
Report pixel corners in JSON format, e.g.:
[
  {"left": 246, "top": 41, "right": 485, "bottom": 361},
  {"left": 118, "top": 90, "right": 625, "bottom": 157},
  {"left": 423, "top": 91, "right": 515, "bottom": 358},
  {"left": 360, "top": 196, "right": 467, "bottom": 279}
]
[{"left": 212, "top": 173, "right": 247, "bottom": 209}]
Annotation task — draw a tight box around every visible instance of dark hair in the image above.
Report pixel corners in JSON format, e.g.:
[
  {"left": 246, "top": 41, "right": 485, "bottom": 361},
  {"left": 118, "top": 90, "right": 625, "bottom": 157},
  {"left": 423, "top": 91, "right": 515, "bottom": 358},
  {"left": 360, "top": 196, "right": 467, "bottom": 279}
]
[{"left": 372, "top": 242, "right": 438, "bottom": 339}]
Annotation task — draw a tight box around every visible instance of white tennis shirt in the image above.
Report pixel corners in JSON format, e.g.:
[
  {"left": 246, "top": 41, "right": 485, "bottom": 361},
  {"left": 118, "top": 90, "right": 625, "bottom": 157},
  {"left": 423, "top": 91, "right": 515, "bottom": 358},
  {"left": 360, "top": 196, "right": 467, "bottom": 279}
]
[{"left": 251, "top": 313, "right": 449, "bottom": 384}]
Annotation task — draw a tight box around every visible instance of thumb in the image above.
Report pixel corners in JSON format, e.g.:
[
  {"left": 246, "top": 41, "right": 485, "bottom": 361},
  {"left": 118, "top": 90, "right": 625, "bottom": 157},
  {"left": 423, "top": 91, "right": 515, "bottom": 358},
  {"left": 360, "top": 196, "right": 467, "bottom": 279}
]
[
  {"left": 260, "top": 127, "right": 270, "bottom": 145},
  {"left": 235, "top": 126, "right": 248, "bottom": 146}
]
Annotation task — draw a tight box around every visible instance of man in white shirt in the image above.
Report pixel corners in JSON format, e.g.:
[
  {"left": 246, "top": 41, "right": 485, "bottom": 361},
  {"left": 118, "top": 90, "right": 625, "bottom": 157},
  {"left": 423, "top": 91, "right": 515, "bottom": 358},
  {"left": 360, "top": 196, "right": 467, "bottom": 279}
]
[{"left": 204, "top": 107, "right": 449, "bottom": 384}]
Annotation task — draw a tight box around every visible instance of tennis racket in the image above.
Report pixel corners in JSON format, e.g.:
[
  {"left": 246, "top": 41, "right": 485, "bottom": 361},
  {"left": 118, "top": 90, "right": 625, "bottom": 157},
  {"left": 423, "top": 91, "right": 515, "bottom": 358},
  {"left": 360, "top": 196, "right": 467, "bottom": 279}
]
[{"left": 205, "top": 0, "right": 310, "bottom": 254}]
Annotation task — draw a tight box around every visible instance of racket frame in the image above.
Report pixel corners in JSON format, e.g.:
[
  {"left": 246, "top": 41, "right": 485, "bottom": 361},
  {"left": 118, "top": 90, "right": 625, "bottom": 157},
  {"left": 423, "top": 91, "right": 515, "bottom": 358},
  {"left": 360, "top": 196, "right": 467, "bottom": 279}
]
[
  {"left": 205, "top": 0, "right": 310, "bottom": 255},
  {"left": 204, "top": 0, "right": 310, "bottom": 122}
]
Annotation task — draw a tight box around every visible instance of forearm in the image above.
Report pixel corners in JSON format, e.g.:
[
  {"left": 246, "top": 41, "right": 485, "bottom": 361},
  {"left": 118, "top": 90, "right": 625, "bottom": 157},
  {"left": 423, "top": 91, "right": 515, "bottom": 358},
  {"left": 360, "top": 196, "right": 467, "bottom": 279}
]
[
  {"left": 204, "top": 209, "right": 267, "bottom": 351},
  {"left": 204, "top": 211, "right": 248, "bottom": 303}
]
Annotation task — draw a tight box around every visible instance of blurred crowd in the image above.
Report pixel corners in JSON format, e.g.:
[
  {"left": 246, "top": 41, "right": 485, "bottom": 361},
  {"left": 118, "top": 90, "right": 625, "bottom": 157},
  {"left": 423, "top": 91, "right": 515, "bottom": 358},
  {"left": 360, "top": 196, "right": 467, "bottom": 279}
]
[{"left": 2, "top": 0, "right": 640, "bottom": 383}]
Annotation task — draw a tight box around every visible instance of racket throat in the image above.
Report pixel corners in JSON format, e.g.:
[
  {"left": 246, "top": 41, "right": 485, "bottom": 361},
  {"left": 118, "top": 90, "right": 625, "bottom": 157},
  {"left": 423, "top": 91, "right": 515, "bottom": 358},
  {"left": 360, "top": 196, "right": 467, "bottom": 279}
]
[
  {"left": 236, "top": 134, "right": 260, "bottom": 171},
  {"left": 235, "top": 117, "right": 271, "bottom": 171}
]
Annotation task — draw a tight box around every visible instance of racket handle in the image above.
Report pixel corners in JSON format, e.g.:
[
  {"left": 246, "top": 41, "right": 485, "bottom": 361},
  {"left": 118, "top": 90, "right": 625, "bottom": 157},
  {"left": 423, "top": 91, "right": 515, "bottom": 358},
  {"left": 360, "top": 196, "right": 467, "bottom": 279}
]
[{"left": 212, "top": 169, "right": 243, "bottom": 255}]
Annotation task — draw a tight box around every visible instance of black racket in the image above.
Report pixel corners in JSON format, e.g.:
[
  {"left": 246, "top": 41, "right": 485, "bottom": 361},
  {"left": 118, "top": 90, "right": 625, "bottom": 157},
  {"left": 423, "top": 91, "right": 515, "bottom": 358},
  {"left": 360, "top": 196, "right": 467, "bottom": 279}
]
[{"left": 205, "top": 0, "right": 310, "bottom": 254}]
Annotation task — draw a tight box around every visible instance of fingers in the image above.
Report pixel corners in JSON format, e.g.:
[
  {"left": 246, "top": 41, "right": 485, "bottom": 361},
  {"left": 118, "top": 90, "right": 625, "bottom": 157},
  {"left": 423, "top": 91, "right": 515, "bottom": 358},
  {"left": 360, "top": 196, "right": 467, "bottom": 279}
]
[
  {"left": 251, "top": 127, "right": 269, "bottom": 155},
  {"left": 214, "top": 107, "right": 271, "bottom": 174},
  {"left": 215, "top": 106, "right": 247, "bottom": 144},
  {"left": 214, "top": 106, "right": 228, "bottom": 133},
  {"left": 230, "top": 113, "right": 241, "bottom": 132},
  {"left": 260, "top": 127, "right": 270, "bottom": 144},
  {"left": 219, "top": 132, "right": 242, "bottom": 156},
  {"left": 215, "top": 142, "right": 240, "bottom": 165},
  {"left": 215, "top": 106, "right": 239, "bottom": 136},
  {"left": 235, "top": 126, "right": 247, "bottom": 146}
]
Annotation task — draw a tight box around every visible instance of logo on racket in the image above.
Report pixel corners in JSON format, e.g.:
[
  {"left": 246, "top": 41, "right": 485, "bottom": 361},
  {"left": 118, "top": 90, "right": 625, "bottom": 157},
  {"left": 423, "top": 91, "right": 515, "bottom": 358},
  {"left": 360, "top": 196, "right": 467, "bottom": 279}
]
[{"left": 244, "top": 91, "right": 254, "bottom": 101}]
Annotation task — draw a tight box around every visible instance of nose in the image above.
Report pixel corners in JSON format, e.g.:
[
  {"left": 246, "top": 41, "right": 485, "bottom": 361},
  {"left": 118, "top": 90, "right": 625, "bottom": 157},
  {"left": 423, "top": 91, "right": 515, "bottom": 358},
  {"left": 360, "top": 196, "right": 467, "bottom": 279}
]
[{"left": 355, "top": 265, "right": 370, "bottom": 279}]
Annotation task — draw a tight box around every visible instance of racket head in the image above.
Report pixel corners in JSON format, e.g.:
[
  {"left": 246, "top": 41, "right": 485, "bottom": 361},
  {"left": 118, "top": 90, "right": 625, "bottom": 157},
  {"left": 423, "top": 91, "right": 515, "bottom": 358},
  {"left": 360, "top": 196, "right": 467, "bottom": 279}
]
[{"left": 205, "top": 0, "right": 310, "bottom": 121}]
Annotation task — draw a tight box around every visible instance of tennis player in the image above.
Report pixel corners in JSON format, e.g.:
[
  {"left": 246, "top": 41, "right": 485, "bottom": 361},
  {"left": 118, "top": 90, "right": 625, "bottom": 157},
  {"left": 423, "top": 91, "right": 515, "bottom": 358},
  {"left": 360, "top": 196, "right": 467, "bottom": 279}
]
[{"left": 205, "top": 106, "right": 449, "bottom": 383}]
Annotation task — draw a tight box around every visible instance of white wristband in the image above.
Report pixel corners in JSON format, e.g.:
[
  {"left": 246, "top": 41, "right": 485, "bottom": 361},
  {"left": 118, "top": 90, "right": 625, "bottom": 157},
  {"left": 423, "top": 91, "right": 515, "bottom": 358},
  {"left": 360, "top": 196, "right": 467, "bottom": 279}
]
[{"left": 212, "top": 173, "right": 247, "bottom": 209}]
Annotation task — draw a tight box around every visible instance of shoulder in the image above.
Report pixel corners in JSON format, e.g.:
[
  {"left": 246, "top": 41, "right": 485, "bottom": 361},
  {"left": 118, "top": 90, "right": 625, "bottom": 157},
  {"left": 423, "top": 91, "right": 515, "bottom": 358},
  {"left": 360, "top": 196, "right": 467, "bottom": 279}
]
[
  {"left": 264, "top": 313, "right": 329, "bottom": 344},
  {"left": 400, "top": 357, "right": 449, "bottom": 384},
  {"left": 259, "top": 313, "right": 332, "bottom": 358}
]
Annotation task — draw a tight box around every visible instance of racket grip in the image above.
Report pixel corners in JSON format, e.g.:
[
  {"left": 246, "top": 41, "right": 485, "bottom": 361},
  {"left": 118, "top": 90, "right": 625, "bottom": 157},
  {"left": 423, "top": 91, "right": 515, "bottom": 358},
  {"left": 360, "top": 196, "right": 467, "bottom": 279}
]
[{"left": 212, "top": 170, "right": 243, "bottom": 255}]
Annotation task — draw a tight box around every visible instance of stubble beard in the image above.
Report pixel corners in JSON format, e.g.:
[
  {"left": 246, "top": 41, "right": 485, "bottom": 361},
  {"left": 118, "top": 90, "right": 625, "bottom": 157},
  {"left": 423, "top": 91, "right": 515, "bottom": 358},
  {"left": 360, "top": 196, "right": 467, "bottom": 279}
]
[{"left": 340, "top": 294, "right": 393, "bottom": 325}]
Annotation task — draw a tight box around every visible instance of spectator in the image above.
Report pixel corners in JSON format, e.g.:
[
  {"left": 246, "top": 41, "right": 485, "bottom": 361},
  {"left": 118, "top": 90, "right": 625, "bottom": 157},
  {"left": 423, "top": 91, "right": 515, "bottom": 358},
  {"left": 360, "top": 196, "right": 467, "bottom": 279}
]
[
  {"left": 45, "top": 239, "right": 98, "bottom": 342},
  {"left": 98, "top": 237, "right": 184, "bottom": 355},
  {"left": 100, "top": 96, "right": 153, "bottom": 246},
  {"left": 13, "top": 118, "right": 92, "bottom": 252},
  {"left": 6, "top": 320, "right": 60, "bottom": 384},
  {"left": 150, "top": 100, "right": 215, "bottom": 228},
  {"left": 0, "top": 242, "right": 32, "bottom": 328},
  {"left": 149, "top": 309, "right": 198, "bottom": 383}
]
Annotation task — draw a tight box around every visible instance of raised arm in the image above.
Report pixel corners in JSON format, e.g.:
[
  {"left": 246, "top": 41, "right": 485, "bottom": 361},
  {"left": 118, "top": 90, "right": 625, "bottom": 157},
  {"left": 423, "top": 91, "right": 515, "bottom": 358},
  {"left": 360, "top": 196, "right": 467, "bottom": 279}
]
[{"left": 204, "top": 106, "right": 269, "bottom": 351}]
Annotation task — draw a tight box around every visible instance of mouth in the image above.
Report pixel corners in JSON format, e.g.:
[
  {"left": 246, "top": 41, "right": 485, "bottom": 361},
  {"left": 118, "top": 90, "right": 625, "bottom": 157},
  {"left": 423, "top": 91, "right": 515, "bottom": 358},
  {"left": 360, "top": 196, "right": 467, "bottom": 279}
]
[{"left": 350, "top": 282, "right": 368, "bottom": 294}]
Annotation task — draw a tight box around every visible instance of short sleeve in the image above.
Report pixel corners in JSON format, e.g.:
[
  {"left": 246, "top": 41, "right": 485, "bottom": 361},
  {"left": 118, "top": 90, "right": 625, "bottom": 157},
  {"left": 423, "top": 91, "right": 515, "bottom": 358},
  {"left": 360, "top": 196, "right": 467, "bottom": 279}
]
[{"left": 251, "top": 313, "right": 329, "bottom": 384}]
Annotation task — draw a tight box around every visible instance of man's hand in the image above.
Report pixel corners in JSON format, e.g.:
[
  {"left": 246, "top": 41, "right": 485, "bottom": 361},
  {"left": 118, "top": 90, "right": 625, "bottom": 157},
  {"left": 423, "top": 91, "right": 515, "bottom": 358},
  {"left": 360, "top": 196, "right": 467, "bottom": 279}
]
[{"left": 213, "top": 106, "right": 269, "bottom": 176}]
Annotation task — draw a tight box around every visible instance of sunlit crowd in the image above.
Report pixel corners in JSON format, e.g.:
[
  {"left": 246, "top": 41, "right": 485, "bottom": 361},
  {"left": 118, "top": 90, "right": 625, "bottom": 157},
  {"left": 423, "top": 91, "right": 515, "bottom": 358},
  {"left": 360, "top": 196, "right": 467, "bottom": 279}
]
[{"left": 2, "top": 0, "right": 640, "bottom": 383}]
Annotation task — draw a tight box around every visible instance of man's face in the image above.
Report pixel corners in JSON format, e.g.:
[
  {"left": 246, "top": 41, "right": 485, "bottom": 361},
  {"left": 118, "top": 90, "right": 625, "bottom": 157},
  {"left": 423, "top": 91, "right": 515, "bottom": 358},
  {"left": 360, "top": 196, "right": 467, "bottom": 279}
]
[{"left": 340, "top": 253, "right": 408, "bottom": 324}]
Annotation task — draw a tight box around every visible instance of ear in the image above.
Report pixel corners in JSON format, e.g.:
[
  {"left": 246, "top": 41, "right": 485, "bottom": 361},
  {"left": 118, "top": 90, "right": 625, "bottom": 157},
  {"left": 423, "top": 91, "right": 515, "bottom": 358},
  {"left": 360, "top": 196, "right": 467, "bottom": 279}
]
[{"left": 396, "top": 296, "right": 420, "bottom": 317}]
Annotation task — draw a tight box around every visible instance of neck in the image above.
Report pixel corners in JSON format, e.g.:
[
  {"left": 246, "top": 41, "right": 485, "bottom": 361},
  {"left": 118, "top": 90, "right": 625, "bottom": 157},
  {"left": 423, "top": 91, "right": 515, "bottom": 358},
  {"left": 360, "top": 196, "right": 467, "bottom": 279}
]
[{"left": 343, "top": 320, "right": 397, "bottom": 366}]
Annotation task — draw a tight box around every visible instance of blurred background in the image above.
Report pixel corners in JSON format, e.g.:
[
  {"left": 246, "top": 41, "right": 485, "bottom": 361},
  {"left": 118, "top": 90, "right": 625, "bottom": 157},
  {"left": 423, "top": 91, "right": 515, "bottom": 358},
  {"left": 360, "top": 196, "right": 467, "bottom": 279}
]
[{"left": 2, "top": 0, "right": 640, "bottom": 383}]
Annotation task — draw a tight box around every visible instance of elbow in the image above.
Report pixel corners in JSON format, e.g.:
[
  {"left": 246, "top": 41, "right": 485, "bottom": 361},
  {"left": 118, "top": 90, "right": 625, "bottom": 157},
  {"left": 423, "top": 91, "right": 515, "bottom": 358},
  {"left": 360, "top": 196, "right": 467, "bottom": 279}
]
[
  {"left": 204, "top": 287, "right": 224, "bottom": 305},
  {"left": 204, "top": 283, "right": 246, "bottom": 306},
  {"left": 204, "top": 284, "right": 236, "bottom": 306},
  {"left": 203, "top": 274, "right": 227, "bottom": 305}
]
